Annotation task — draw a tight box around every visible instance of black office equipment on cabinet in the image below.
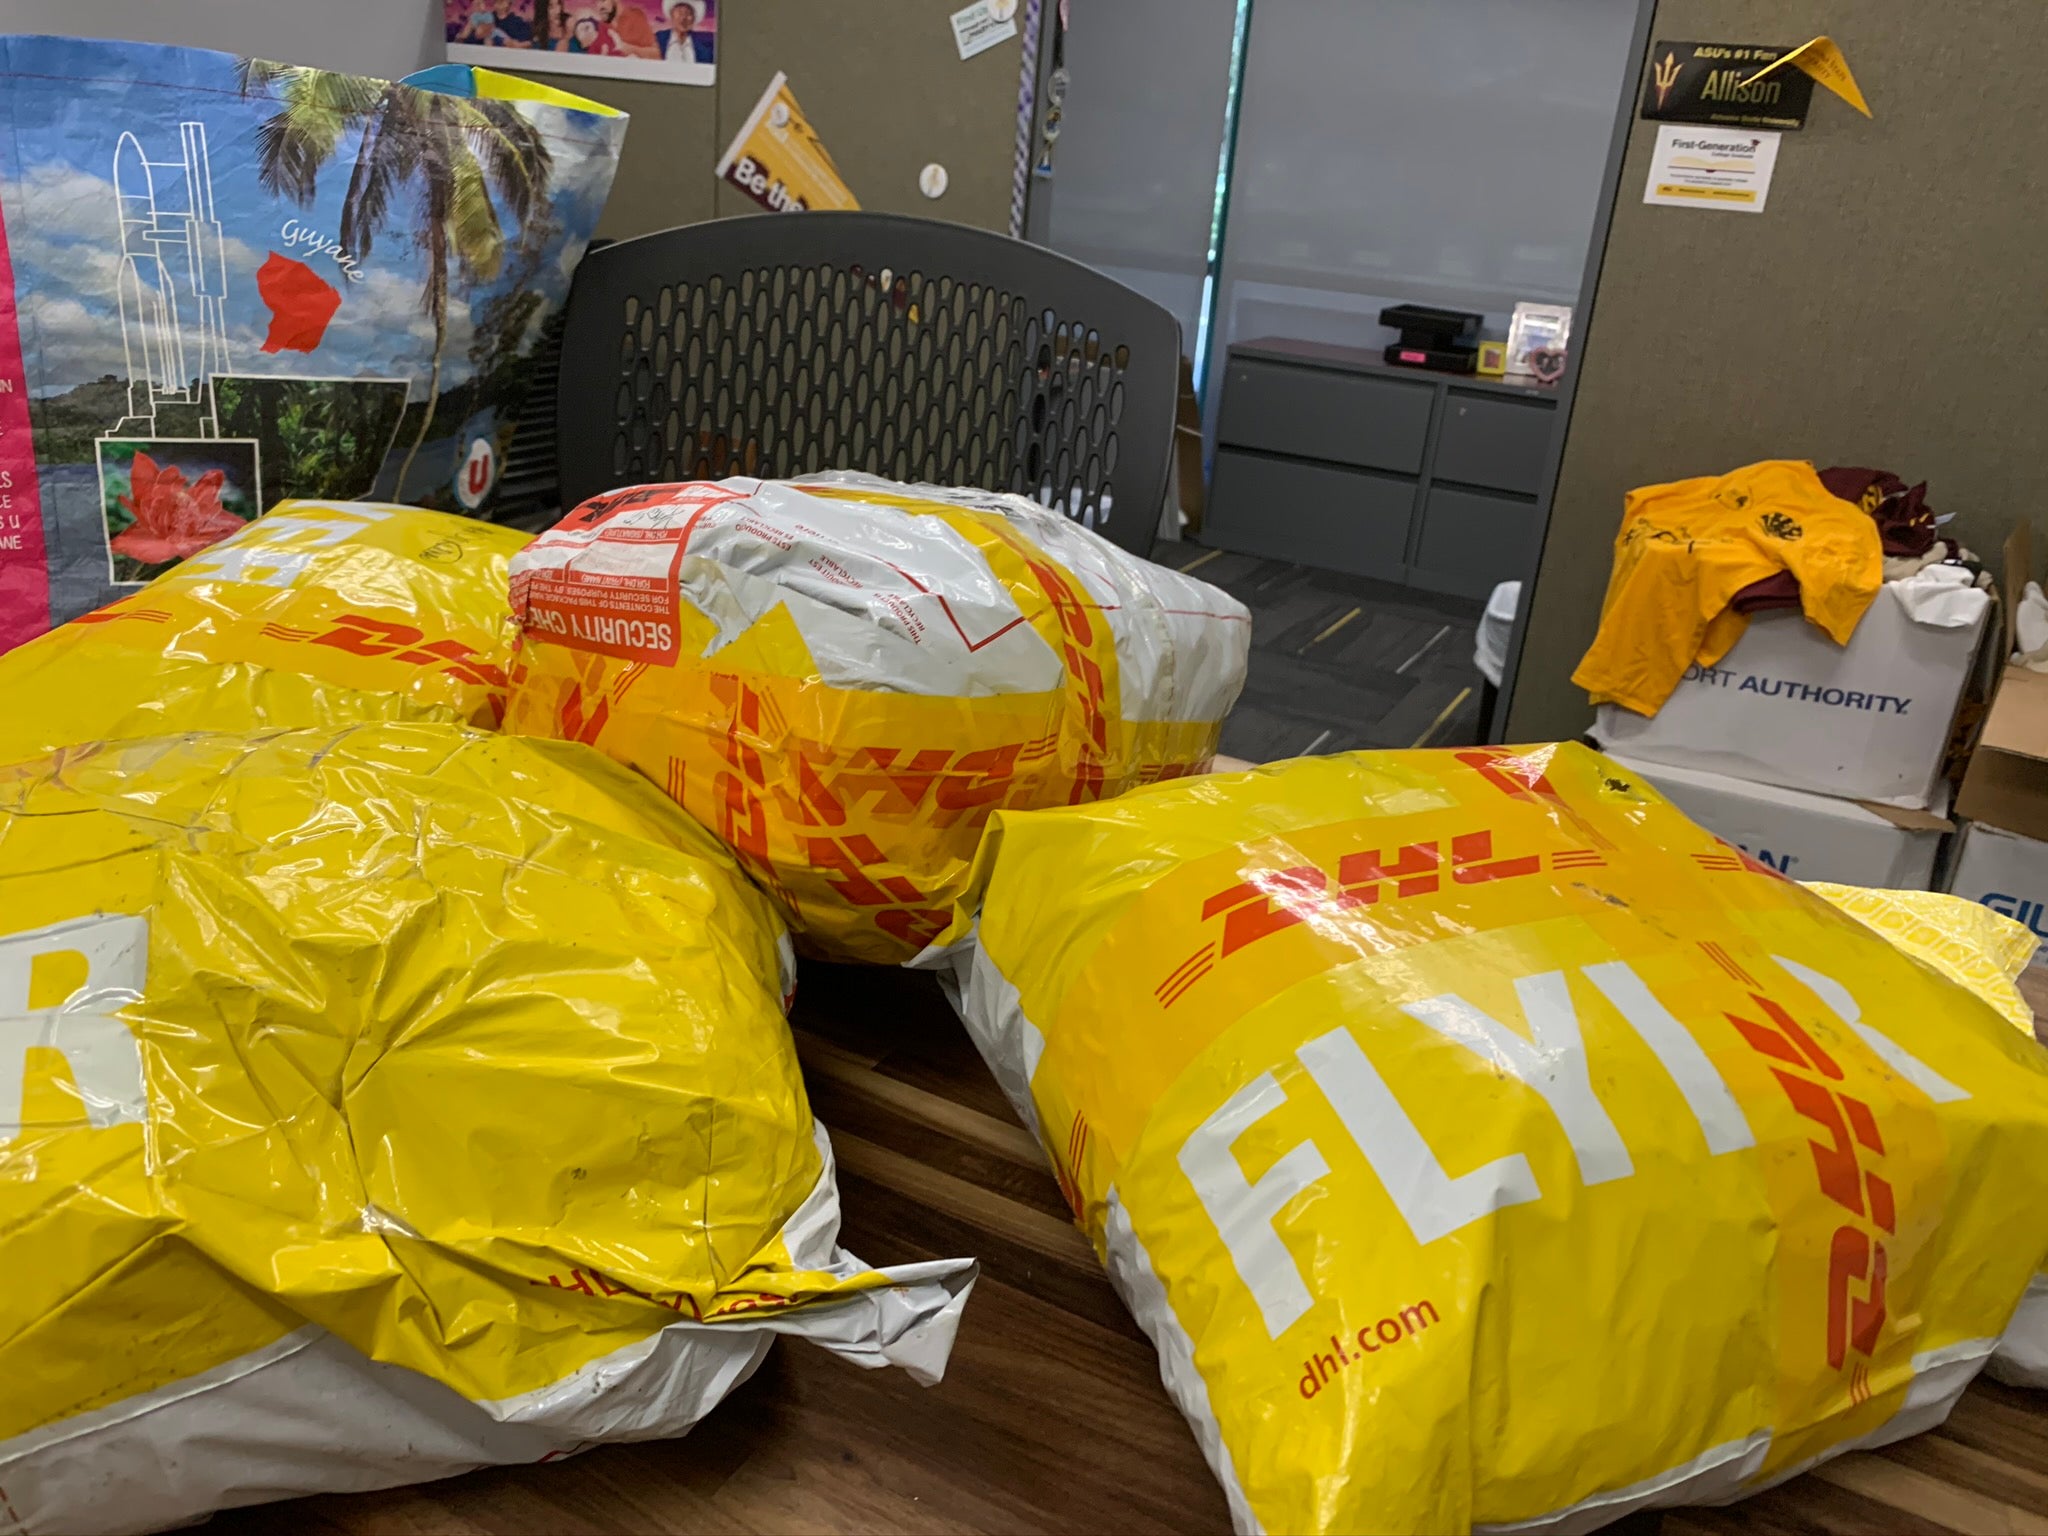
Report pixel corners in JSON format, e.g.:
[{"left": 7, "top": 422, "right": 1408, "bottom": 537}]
[
  {"left": 1378, "top": 304, "right": 1481, "bottom": 374},
  {"left": 1203, "top": 337, "right": 1559, "bottom": 600}
]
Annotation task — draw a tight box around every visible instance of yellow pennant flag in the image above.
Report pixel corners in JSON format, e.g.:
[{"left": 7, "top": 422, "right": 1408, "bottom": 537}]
[
  {"left": 716, "top": 71, "right": 859, "bottom": 212},
  {"left": 1741, "top": 36, "right": 1872, "bottom": 117}
]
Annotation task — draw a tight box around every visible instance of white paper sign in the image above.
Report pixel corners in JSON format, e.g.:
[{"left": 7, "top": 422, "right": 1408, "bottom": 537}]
[
  {"left": 1644, "top": 125, "right": 1781, "bottom": 213},
  {"left": 951, "top": 0, "right": 1019, "bottom": 59}
]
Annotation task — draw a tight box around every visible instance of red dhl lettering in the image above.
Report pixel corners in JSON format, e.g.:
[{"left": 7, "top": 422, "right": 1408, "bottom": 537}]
[
  {"left": 768, "top": 743, "right": 1024, "bottom": 829},
  {"left": 800, "top": 831, "right": 949, "bottom": 947},
  {"left": 530, "top": 1267, "right": 704, "bottom": 1318},
  {"left": 1197, "top": 830, "right": 1549, "bottom": 961},
  {"left": 558, "top": 683, "right": 610, "bottom": 746},
  {"left": 1019, "top": 552, "right": 1111, "bottom": 805},
  {"left": 1726, "top": 990, "right": 1891, "bottom": 1390},
  {"left": 711, "top": 675, "right": 776, "bottom": 879},
  {"left": 295, "top": 613, "right": 508, "bottom": 689},
  {"left": 699, "top": 669, "right": 1097, "bottom": 949},
  {"left": 1298, "top": 1299, "right": 1441, "bottom": 1400},
  {"left": 527, "top": 1267, "right": 802, "bottom": 1321}
]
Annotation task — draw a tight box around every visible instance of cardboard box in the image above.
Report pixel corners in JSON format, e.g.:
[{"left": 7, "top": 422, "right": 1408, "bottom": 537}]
[
  {"left": 1942, "top": 822, "right": 2048, "bottom": 964},
  {"left": 1956, "top": 667, "right": 2048, "bottom": 842},
  {"left": 1592, "top": 577, "right": 1994, "bottom": 810},
  {"left": 1608, "top": 753, "right": 1948, "bottom": 889},
  {"left": 1956, "top": 526, "right": 2048, "bottom": 838}
]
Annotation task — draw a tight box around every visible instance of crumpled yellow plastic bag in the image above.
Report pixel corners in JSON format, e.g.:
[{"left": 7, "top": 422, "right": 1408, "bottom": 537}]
[
  {"left": 503, "top": 475, "right": 1250, "bottom": 963},
  {"left": 0, "top": 501, "right": 528, "bottom": 766},
  {"left": 1805, "top": 883, "right": 2038, "bottom": 1036},
  {"left": 1806, "top": 882, "right": 2048, "bottom": 1389},
  {"left": 932, "top": 743, "right": 2048, "bottom": 1533},
  {"left": 1806, "top": 883, "right": 2048, "bottom": 1394},
  {"left": 0, "top": 723, "right": 973, "bottom": 1534}
]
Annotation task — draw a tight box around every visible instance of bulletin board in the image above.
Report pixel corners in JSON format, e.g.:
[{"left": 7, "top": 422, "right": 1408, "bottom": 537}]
[{"left": 499, "top": 0, "right": 1027, "bottom": 240}]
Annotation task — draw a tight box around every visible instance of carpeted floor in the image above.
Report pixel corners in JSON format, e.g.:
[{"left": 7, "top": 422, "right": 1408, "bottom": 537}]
[{"left": 1158, "top": 541, "right": 1489, "bottom": 761}]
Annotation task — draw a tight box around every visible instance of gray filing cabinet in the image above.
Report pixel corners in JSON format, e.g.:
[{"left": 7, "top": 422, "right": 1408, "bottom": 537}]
[{"left": 1205, "top": 337, "right": 1561, "bottom": 599}]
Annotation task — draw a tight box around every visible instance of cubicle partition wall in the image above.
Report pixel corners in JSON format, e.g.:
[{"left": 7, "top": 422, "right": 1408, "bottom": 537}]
[{"left": 1502, "top": 2, "right": 2048, "bottom": 741}]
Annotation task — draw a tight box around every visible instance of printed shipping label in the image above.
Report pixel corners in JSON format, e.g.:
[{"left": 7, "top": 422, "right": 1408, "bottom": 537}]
[
  {"left": 513, "top": 485, "right": 744, "bottom": 664},
  {"left": 515, "top": 566, "right": 682, "bottom": 665}
]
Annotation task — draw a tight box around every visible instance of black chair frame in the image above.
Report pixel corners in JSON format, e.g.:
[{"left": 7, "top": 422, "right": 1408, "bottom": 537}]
[{"left": 554, "top": 211, "right": 1181, "bottom": 556}]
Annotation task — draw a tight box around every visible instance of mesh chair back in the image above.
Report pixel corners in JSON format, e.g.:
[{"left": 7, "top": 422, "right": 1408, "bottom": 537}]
[{"left": 555, "top": 212, "right": 1180, "bottom": 556}]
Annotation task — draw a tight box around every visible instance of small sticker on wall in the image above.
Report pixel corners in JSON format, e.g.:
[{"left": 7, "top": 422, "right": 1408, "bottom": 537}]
[
  {"left": 1644, "top": 124, "right": 1780, "bottom": 212},
  {"left": 919, "top": 163, "right": 949, "bottom": 199},
  {"left": 951, "top": 0, "right": 1018, "bottom": 60},
  {"left": 455, "top": 435, "right": 498, "bottom": 510}
]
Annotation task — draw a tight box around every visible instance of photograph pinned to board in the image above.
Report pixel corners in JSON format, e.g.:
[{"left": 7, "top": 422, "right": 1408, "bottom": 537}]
[
  {"left": 1504, "top": 304, "right": 1571, "bottom": 385},
  {"left": 1644, "top": 124, "right": 1780, "bottom": 212},
  {"left": 952, "top": 0, "right": 1019, "bottom": 61},
  {"left": 446, "top": 0, "right": 716, "bottom": 86},
  {"left": 716, "top": 72, "right": 858, "bottom": 212}
]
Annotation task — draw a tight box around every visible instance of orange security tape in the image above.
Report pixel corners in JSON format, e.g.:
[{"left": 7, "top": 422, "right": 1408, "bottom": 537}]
[{"left": 503, "top": 475, "right": 1250, "bottom": 962}]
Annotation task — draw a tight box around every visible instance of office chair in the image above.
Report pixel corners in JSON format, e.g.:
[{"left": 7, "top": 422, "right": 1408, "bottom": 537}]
[{"left": 552, "top": 212, "right": 1180, "bottom": 558}]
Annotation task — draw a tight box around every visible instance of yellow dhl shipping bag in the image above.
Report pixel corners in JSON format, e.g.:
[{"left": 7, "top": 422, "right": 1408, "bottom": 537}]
[
  {"left": 0, "top": 502, "right": 529, "bottom": 766},
  {"left": 931, "top": 743, "right": 2048, "bottom": 1533},
  {"left": 0, "top": 724, "right": 973, "bottom": 1535},
  {"left": 1805, "top": 884, "right": 2048, "bottom": 1389},
  {"left": 503, "top": 474, "right": 1250, "bottom": 963}
]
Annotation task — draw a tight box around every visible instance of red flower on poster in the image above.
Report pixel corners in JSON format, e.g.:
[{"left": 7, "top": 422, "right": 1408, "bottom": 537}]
[{"left": 111, "top": 452, "right": 245, "bottom": 564}]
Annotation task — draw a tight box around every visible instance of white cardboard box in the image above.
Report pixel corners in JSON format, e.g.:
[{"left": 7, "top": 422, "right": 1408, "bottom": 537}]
[
  {"left": 1592, "top": 579, "right": 1992, "bottom": 809},
  {"left": 1609, "top": 754, "right": 1947, "bottom": 889},
  {"left": 1943, "top": 822, "right": 2048, "bottom": 964}
]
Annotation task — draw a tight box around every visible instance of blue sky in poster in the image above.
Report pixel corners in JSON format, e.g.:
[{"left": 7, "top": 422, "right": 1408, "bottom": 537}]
[{"left": 0, "top": 34, "right": 615, "bottom": 400}]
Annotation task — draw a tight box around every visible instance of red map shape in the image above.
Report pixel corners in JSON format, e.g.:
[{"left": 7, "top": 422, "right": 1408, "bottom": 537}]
[{"left": 257, "top": 251, "right": 342, "bottom": 354}]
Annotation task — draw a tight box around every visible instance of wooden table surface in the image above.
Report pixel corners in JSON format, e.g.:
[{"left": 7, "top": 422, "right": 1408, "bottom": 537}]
[{"left": 221, "top": 964, "right": 2048, "bottom": 1536}]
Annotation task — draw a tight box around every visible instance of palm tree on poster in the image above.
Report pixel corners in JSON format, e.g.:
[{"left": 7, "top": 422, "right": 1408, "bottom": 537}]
[{"left": 238, "top": 62, "right": 555, "bottom": 497}]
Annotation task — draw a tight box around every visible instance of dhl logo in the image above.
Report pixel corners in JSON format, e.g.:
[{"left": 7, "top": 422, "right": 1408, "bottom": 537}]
[
  {"left": 74, "top": 605, "right": 171, "bottom": 627},
  {"left": 704, "top": 677, "right": 1000, "bottom": 949},
  {"left": 529, "top": 1264, "right": 802, "bottom": 1321},
  {"left": 1167, "top": 831, "right": 1595, "bottom": 999},
  {"left": 1153, "top": 754, "right": 1782, "bottom": 1008},
  {"left": 562, "top": 481, "right": 746, "bottom": 527},
  {"left": 1707, "top": 942, "right": 1890, "bottom": 1392},
  {"left": 774, "top": 742, "right": 1033, "bottom": 827},
  {"left": 74, "top": 607, "right": 508, "bottom": 691},
  {"left": 299, "top": 613, "right": 509, "bottom": 689}
]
